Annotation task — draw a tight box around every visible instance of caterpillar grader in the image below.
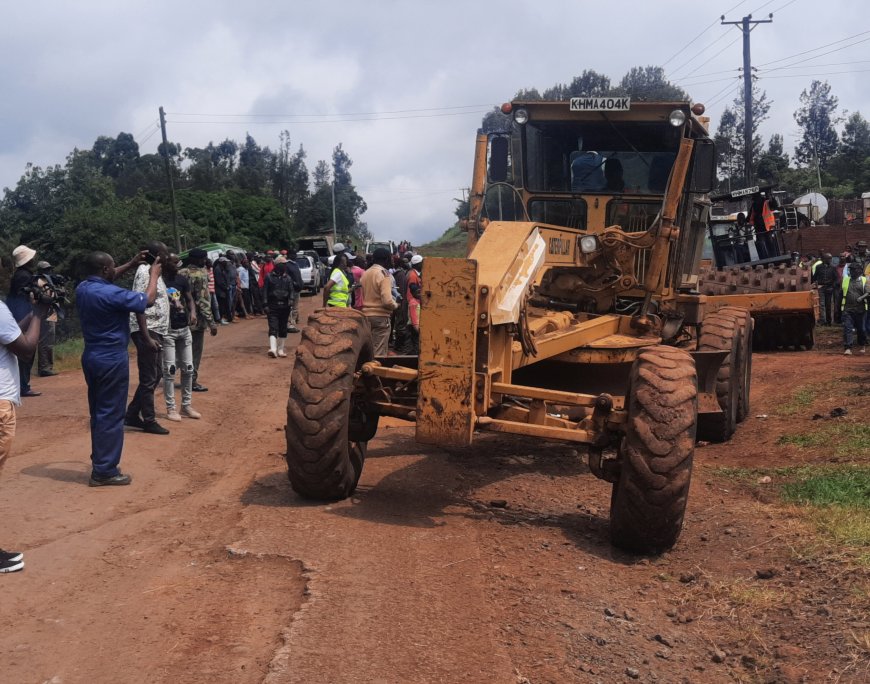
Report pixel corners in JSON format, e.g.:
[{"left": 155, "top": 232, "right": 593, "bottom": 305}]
[{"left": 285, "top": 99, "right": 752, "bottom": 554}]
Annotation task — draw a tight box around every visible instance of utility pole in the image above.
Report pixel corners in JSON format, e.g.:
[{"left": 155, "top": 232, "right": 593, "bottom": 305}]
[
  {"left": 721, "top": 13, "right": 773, "bottom": 186},
  {"left": 331, "top": 175, "right": 337, "bottom": 242},
  {"left": 158, "top": 106, "right": 181, "bottom": 252}
]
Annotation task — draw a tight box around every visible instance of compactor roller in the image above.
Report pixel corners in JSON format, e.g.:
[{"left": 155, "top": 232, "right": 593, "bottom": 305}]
[{"left": 698, "top": 260, "right": 816, "bottom": 351}]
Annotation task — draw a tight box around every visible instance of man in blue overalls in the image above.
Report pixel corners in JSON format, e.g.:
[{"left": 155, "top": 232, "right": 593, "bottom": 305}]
[{"left": 76, "top": 251, "right": 161, "bottom": 486}]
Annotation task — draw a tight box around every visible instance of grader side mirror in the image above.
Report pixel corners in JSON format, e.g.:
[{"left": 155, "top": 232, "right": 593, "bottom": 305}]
[
  {"left": 488, "top": 135, "right": 509, "bottom": 183},
  {"left": 689, "top": 139, "right": 716, "bottom": 194}
]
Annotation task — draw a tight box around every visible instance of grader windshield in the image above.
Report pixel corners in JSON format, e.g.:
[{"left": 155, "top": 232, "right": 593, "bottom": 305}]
[{"left": 521, "top": 119, "right": 681, "bottom": 195}]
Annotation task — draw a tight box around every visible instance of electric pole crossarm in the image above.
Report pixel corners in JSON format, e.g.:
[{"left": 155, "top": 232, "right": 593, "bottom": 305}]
[{"left": 721, "top": 13, "right": 773, "bottom": 185}]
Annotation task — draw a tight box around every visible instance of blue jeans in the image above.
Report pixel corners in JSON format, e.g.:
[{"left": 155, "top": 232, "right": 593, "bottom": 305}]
[
  {"left": 843, "top": 310, "right": 867, "bottom": 349},
  {"left": 82, "top": 348, "right": 129, "bottom": 478}
]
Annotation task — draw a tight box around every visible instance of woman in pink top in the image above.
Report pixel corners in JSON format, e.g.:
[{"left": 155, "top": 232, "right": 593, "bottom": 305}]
[{"left": 351, "top": 255, "right": 366, "bottom": 309}]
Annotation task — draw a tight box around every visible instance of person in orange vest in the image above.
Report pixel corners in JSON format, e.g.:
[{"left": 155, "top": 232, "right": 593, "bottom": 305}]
[{"left": 748, "top": 191, "right": 778, "bottom": 260}]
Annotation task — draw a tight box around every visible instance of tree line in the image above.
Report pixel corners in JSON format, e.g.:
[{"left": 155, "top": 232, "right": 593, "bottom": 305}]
[
  {"left": 0, "top": 130, "right": 370, "bottom": 273},
  {"left": 715, "top": 79, "right": 870, "bottom": 199}
]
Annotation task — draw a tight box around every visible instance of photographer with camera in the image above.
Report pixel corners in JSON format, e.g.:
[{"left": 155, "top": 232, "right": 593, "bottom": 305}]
[
  {"left": 6, "top": 245, "right": 42, "bottom": 397},
  {"left": 77, "top": 249, "right": 161, "bottom": 486},
  {"left": 36, "top": 261, "right": 60, "bottom": 376},
  {"left": 124, "top": 241, "right": 171, "bottom": 436},
  {"left": 0, "top": 281, "right": 47, "bottom": 572}
]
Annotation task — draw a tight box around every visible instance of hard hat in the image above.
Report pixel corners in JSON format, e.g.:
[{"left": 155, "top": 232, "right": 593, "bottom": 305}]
[
  {"left": 333, "top": 242, "right": 346, "bottom": 253},
  {"left": 410, "top": 255, "right": 423, "bottom": 265}
]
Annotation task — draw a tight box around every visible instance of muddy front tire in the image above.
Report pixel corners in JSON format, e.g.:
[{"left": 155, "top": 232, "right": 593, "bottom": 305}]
[
  {"left": 286, "top": 308, "right": 374, "bottom": 500},
  {"left": 610, "top": 346, "right": 697, "bottom": 554}
]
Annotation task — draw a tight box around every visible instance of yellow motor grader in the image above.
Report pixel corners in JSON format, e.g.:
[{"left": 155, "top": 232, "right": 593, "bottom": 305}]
[{"left": 286, "top": 99, "right": 752, "bottom": 554}]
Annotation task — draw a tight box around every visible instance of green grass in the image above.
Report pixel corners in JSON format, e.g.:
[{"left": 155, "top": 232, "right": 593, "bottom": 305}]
[
  {"left": 778, "top": 385, "right": 820, "bottom": 416},
  {"left": 53, "top": 337, "right": 84, "bottom": 372},
  {"left": 713, "top": 464, "right": 870, "bottom": 562},
  {"left": 418, "top": 223, "right": 467, "bottom": 258},
  {"left": 781, "top": 467, "right": 870, "bottom": 508},
  {"left": 777, "top": 421, "right": 870, "bottom": 456}
]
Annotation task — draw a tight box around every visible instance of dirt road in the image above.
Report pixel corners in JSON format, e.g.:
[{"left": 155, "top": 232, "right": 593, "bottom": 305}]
[{"left": 1, "top": 300, "right": 867, "bottom": 683}]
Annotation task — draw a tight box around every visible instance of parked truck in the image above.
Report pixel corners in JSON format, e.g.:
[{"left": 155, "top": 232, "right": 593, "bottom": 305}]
[{"left": 295, "top": 234, "right": 335, "bottom": 263}]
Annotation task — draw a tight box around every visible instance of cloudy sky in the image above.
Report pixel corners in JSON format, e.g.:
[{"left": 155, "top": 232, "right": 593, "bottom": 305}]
[{"left": 1, "top": 0, "right": 867, "bottom": 245}]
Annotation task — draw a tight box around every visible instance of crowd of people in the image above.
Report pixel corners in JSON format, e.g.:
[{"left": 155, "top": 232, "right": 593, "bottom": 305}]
[
  {"left": 0, "top": 238, "right": 425, "bottom": 572},
  {"left": 802, "top": 239, "right": 870, "bottom": 354}
]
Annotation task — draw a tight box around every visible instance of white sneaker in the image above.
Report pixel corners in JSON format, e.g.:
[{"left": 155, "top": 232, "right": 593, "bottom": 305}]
[
  {"left": 844, "top": 348, "right": 852, "bottom": 355},
  {"left": 181, "top": 406, "right": 201, "bottom": 419},
  {"left": 166, "top": 410, "right": 182, "bottom": 422}
]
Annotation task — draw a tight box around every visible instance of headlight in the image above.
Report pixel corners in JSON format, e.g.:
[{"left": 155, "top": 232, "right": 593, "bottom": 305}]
[
  {"left": 669, "top": 109, "right": 686, "bottom": 127},
  {"left": 579, "top": 235, "right": 599, "bottom": 254},
  {"left": 513, "top": 108, "right": 529, "bottom": 125}
]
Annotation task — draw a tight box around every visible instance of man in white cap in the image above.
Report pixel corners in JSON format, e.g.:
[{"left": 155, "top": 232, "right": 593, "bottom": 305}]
[{"left": 7, "top": 245, "right": 40, "bottom": 397}]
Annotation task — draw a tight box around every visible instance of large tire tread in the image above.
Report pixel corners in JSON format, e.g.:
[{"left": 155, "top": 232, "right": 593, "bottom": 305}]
[
  {"left": 696, "top": 311, "right": 740, "bottom": 443},
  {"left": 286, "top": 308, "right": 373, "bottom": 500},
  {"left": 610, "top": 345, "right": 697, "bottom": 554},
  {"left": 718, "top": 306, "right": 752, "bottom": 422}
]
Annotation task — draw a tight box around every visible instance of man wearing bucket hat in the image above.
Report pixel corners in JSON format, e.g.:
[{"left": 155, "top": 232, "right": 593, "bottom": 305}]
[{"left": 7, "top": 245, "right": 41, "bottom": 397}]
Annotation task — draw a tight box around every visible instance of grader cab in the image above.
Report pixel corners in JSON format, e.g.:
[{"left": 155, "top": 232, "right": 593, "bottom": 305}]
[{"left": 286, "top": 100, "right": 752, "bottom": 554}]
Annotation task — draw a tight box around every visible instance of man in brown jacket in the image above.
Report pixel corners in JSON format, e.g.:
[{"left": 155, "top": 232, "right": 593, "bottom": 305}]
[{"left": 360, "top": 248, "right": 398, "bottom": 356}]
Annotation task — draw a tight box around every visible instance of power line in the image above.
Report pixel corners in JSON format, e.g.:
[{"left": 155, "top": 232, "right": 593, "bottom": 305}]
[
  {"left": 661, "top": 0, "right": 750, "bottom": 68},
  {"left": 677, "top": 73, "right": 745, "bottom": 88},
  {"left": 139, "top": 125, "right": 161, "bottom": 146},
  {"left": 769, "top": 0, "right": 800, "bottom": 13},
  {"left": 756, "top": 30, "right": 870, "bottom": 67},
  {"left": 134, "top": 120, "right": 159, "bottom": 140},
  {"left": 166, "top": 104, "right": 494, "bottom": 118},
  {"left": 357, "top": 186, "right": 461, "bottom": 193},
  {"left": 760, "top": 59, "right": 870, "bottom": 71},
  {"left": 166, "top": 109, "right": 491, "bottom": 125},
  {"left": 676, "top": 36, "right": 742, "bottom": 80},
  {"left": 669, "top": 31, "right": 735, "bottom": 79},
  {"left": 674, "top": 66, "right": 743, "bottom": 83},
  {"left": 757, "top": 67, "right": 870, "bottom": 79},
  {"left": 759, "top": 36, "right": 870, "bottom": 72},
  {"left": 705, "top": 78, "right": 744, "bottom": 108}
]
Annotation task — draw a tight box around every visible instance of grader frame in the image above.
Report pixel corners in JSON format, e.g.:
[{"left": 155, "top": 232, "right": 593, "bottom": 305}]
[{"left": 286, "top": 100, "right": 750, "bottom": 553}]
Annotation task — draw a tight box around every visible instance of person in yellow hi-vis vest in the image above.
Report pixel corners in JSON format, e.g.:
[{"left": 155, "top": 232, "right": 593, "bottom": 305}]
[
  {"left": 323, "top": 252, "right": 351, "bottom": 308},
  {"left": 841, "top": 262, "right": 868, "bottom": 355}
]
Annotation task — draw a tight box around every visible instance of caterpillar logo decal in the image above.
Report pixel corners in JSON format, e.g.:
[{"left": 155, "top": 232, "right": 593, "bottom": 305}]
[{"left": 548, "top": 237, "right": 572, "bottom": 256}]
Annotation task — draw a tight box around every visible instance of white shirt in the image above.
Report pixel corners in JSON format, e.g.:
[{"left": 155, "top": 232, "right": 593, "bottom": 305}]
[
  {"left": 129, "top": 264, "right": 169, "bottom": 335},
  {"left": 0, "top": 301, "right": 22, "bottom": 405}
]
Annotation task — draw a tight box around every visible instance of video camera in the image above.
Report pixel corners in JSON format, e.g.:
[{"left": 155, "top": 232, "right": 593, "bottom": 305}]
[{"left": 21, "top": 273, "right": 70, "bottom": 316}]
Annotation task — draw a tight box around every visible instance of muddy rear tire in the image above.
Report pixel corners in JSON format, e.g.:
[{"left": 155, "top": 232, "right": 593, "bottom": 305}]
[
  {"left": 718, "top": 306, "right": 752, "bottom": 423},
  {"left": 286, "top": 308, "right": 374, "bottom": 500},
  {"left": 696, "top": 310, "right": 740, "bottom": 443},
  {"left": 610, "top": 346, "right": 697, "bottom": 554}
]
